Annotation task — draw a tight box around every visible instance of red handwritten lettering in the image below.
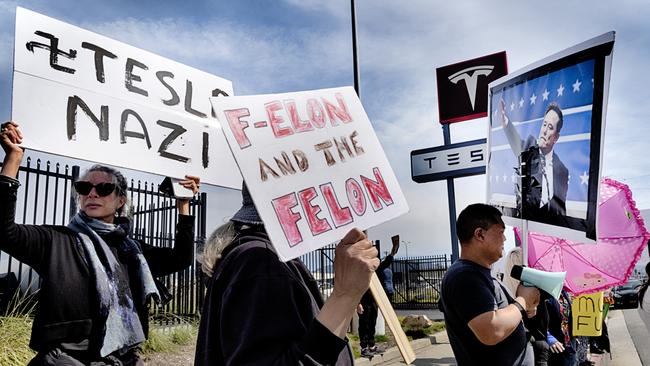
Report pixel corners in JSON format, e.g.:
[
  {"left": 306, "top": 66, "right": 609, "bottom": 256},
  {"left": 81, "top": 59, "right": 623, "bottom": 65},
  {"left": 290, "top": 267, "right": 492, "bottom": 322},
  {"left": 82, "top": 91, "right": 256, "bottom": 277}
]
[
  {"left": 361, "top": 167, "right": 394, "bottom": 211},
  {"left": 223, "top": 108, "right": 251, "bottom": 149},
  {"left": 320, "top": 183, "right": 353, "bottom": 227},
  {"left": 266, "top": 100, "right": 293, "bottom": 138},
  {"left": 322, "top": 93, "right": 352, "bottom": 126},
  {"left": 272, "top": 193, "right": 303, "bottom": 247},
  {"left": 307, "top": 98, "right": 326, "bottom": 128},
  {"left": 285, "top": 99, "right": 314, "bottom": 133},
  {"left": 346, "top": 178, "right": 367, "bottom": 216},
  {"left": 299, "top": 187, "right": 332, "bottom": 236}
]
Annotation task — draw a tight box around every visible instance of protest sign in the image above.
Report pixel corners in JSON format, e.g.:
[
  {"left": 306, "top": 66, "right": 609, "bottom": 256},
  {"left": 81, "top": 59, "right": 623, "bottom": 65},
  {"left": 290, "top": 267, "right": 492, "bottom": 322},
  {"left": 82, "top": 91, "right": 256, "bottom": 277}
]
[
  {"left": 211, "top": 87, "right": 409, "bottom": 261},
  {"left": 572, "top": 291, "right": 604, "bottom": 336},
  {"left": 12, "top": 7, "right": 240, "bottom": 188},
  {"left": 487, "top": 32, "right": 615, "bottom": 242}
]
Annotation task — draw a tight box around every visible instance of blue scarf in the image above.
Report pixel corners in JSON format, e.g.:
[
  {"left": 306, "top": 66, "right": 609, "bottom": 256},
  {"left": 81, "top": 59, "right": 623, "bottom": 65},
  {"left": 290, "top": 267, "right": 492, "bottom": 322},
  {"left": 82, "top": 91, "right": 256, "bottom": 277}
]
[{"left": 69, "top": 212, "right": 159, "bottom": 357}]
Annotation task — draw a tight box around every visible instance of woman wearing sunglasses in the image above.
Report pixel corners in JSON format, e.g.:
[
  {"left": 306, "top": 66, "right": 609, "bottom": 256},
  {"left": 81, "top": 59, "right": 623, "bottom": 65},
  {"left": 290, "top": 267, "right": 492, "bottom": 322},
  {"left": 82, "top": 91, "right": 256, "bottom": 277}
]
[{"left": 0, "top": 121, "right": 199, "bottom": 366}]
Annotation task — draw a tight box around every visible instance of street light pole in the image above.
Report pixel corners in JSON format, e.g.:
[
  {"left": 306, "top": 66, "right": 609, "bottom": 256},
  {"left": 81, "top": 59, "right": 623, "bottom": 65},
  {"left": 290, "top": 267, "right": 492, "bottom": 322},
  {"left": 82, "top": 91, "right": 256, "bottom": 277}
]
[{"left": 401, "top": 240, "right": 411, "bottom": 258}]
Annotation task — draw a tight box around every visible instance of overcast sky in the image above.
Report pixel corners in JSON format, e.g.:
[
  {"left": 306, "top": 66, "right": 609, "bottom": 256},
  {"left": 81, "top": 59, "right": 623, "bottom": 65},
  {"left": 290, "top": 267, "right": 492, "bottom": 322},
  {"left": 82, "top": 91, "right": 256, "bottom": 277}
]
[{"left": 1, "top": 0, "right": 650, "bottom": 258}]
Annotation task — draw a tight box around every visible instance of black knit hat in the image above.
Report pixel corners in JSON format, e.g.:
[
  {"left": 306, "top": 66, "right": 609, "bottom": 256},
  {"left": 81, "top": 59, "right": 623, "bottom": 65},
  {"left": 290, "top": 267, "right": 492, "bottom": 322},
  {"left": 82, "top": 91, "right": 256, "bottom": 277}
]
[{"left": 231, "top": 182, "right": 263, "bottom": 225}]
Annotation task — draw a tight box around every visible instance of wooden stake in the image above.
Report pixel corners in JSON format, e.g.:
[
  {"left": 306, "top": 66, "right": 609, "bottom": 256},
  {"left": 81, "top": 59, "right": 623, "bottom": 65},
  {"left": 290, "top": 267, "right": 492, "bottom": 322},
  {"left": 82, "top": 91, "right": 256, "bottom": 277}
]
[{"left": 369, "top": 272, "right": 416, "bottom": 364}]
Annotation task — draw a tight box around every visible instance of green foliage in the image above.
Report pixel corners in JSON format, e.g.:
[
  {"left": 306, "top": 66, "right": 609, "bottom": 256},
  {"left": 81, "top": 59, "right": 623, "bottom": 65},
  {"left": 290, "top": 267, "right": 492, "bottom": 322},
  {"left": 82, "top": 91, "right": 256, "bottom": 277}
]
[
  {"left": 0, "top": 288, "right": 38, "bottom": 365},
  {"left": 402, "top": 320, "right": 445, "bottom": 340},
  {"left": 0, "top": 316, "right": 36, "bottom": 366},
  {"left": 374, "top": 334, "right": 389, "bottom": 343},
  {"left": 141, "top": 321, "right": 197, "bottom": 356}
]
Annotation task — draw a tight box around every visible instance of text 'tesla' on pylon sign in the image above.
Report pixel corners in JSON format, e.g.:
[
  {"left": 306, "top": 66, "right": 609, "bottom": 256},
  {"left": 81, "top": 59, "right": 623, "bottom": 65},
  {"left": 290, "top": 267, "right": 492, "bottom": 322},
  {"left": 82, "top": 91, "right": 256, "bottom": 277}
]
[
  {"left": 411, "top": 138, "right": 486, "bottom": 183},
  {"left": 12, "top": 7, "right": 241, "bottom": 188},
  {"left": 211, "top": 86, "right": 409, "bottom": 262}
]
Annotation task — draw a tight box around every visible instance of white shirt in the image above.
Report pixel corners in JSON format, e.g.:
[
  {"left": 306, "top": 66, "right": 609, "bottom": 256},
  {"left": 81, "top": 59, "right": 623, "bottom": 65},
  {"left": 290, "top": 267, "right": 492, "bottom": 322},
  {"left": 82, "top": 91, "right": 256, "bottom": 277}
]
[{"left": 540, "top": 150, "right": 554, "bottom": 207}]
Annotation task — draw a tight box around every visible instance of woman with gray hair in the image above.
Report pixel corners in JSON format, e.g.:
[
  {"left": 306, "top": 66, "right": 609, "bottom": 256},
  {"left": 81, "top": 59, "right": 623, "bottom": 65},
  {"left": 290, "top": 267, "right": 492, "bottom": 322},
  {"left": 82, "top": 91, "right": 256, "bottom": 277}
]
[
  {"left": 0, "top": 121, "right": 199, "bottom": 365},
  {"left": 194, "top": 184, "right": 379, "bottom": 366}
]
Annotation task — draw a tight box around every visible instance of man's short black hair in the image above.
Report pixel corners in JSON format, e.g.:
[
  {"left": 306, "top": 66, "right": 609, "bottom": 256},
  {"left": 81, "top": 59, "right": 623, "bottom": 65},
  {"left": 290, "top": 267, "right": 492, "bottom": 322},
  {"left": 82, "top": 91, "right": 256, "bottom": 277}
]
[
  {"left": 456, "top": 203, "right": 504, "bottom": 244},
  {"left": 545, "top": 103, "right": 563, "bottom": 134}
]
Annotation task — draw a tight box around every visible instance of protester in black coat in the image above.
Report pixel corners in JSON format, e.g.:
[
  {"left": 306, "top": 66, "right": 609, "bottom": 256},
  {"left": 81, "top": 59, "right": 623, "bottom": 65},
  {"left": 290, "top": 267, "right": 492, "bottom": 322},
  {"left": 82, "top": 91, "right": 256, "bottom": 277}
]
[
  {"left": 195, "top": 184, "right": 379, "bottom": 366},
  {"left": 0, "top": 121, "right": 199, "bottom": 365}
]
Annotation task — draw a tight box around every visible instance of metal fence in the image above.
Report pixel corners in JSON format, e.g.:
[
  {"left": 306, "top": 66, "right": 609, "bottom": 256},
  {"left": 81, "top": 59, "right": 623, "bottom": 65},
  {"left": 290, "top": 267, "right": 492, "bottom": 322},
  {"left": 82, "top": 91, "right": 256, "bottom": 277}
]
[
  {"left": 299, "top": 241, "right": 451, "bottom": 310},
  {"left": 300, "top": 243, "right": 337, "bottom": 299},
  {"left": 391, "top": 255, "right": 451, "bottom": 309},
  {"left": 0, "top": 157, "right": 207, "bottom": 322}
]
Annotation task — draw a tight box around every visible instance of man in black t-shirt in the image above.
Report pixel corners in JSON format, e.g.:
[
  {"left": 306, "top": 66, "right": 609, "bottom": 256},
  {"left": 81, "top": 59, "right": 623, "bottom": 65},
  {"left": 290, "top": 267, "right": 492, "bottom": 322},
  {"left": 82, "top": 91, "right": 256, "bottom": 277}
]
[{"left": 440, "top": 203, "right": 540, "bottom": 366}]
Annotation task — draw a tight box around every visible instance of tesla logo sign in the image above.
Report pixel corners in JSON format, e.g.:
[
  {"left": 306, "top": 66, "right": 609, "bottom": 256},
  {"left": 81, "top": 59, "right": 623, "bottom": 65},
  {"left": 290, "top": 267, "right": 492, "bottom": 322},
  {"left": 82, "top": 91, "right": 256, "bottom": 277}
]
[
  {"left": 436, "top": 51, "right": 507, "bottom": 125},
  {"left": 448, "top": 65, "right": 494, "bottom": 110}
]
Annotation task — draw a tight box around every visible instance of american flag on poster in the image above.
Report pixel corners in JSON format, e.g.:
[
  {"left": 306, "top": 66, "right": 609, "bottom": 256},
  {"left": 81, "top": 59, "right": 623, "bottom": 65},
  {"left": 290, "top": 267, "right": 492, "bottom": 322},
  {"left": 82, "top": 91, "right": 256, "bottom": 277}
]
[{"left": 488, "top": 59, "right": 595, "bottom": 219}]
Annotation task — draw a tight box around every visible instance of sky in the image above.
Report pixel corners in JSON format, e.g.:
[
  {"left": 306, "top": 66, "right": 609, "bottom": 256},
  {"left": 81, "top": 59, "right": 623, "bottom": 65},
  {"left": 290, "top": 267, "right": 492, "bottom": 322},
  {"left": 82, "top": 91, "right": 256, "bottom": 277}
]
[{"left": 1, "top": 0, "right": 650, "bottom": 259}]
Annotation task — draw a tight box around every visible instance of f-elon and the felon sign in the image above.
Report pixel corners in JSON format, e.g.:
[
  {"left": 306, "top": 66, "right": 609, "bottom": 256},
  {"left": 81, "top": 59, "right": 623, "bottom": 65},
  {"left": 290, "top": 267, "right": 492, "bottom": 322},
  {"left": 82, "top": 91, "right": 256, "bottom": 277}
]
[
  {"left": 411, "top": 51, "right": 507, "bottom": 183},
  {"left": 211, "top": 87, "right": 409, "bottom": 262}
]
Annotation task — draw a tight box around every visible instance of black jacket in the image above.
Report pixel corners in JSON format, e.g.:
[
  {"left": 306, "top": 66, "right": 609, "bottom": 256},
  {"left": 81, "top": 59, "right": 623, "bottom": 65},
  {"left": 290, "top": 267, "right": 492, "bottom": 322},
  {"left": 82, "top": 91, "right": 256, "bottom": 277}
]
[
  {"left": 0, "top": 175, "right": 194, "bottom": 355},
  {"left": 195, "top": 226, "right": 353, "bottom": 365}
]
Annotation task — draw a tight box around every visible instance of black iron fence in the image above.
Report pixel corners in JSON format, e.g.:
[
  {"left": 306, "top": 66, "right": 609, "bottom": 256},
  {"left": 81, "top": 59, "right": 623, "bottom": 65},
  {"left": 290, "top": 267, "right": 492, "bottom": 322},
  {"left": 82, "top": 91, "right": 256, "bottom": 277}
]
[
  {"left": 299, "top": 242, "right": 451, "bottom": 310},
  {"left": 391, "top": 255, "right": 451, "bottom": 309},
  {"left": 0, "top": 157, "right": 207, "bottom": 323},
  {"left": 300, "top": 243, "right": 337, "bottom": 299}
]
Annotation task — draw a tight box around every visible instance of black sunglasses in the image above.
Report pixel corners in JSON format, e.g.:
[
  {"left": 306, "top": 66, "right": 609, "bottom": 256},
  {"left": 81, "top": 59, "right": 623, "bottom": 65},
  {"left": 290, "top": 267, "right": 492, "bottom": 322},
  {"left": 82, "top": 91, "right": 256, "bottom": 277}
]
[{"left": 74, "top": 181, "right": 117, "bottom": 197}]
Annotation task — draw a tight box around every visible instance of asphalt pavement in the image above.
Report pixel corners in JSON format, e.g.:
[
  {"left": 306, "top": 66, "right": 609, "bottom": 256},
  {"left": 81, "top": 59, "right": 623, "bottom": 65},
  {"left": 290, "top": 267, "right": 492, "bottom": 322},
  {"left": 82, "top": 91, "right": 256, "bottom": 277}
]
[{"left": 356, "top": 309, "right": 643, "bottom": 366}]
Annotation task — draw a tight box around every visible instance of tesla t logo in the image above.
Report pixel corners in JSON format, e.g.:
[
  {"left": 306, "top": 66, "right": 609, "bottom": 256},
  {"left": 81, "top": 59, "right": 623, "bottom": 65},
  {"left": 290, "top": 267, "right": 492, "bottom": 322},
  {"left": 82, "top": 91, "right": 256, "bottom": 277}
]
[{"left": 448, "top": 65, "right": 494, "bottom": 110}]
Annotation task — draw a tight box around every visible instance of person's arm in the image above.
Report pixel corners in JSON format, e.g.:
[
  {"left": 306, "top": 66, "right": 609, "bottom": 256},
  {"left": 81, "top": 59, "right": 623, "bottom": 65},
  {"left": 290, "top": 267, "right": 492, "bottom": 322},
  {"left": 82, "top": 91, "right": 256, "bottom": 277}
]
[
  {"left": 467, "top": 284, "right": 539, "bottom": 346},
  {"left": 141, "top": 214, "right": 195, "bottom": 276},
  {"left": 317, "top": 228, "right": 378, "bottom": 338},
  {"left": 175, "top": 175, "right": 200, "bottom": 215},
  {"left": 141, "top": 175, "right": 200, "bottom": 276},
  {"left": 1, "top": 121, "right": 23, "bottom": 179},
  {"left": 0, "top": 122, "right": 51, "bottom": 271},
  {"left": 499, "top": 99, "right": 524, "bottom": 157}
]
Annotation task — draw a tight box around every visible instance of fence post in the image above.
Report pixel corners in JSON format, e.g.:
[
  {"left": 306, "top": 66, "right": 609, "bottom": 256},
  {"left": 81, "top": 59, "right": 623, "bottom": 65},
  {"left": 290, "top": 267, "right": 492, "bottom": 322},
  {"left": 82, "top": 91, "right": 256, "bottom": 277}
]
[
  {"left": 68, "top": 165, "right": 80, "bottom": 222},
  {"left": 199, "top": 192, "right": 207, "bottom": 242}
]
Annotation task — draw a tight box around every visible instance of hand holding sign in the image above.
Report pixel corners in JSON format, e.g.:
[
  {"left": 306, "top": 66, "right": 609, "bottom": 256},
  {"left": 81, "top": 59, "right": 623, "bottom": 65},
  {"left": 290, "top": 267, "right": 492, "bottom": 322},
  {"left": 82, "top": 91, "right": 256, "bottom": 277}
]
[
  {"left": 317, "top": 228, "right": 378, "bottom": 338},
  {"left": 0, "top": 121, "right": 25, "bottom": 179},
  {"left": 175, "top": 175, "right": 200, "bottom": 216},
  {"left": 332, "top": 228, "right": 379, "bottom": 299},
  {"left": 0, "top": 121, "right": 24, "bottom": 154}
]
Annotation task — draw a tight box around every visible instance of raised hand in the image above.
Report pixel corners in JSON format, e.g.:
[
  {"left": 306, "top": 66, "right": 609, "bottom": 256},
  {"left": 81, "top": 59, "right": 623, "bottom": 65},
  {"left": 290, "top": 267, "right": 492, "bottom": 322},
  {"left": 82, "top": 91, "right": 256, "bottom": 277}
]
[
  {"left": 176, "top": 175, "right": 200, "bottom": 215},
  {"left": 0, "top": 121, "right": 25, "bottom": 178},
  {"left": 498, "top": 99, "right": 509, "bottom": 128},
  {"left": 0, "top": 121, "right": 24, "bottom": 155}
]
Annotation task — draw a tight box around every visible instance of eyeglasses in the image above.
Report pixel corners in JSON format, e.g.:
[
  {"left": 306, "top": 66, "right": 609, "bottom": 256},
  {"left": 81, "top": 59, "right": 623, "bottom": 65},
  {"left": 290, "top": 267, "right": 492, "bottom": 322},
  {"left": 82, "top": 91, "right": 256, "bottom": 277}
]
[{"left": 73, "top": 181, "right": 117, "bottom": 197}]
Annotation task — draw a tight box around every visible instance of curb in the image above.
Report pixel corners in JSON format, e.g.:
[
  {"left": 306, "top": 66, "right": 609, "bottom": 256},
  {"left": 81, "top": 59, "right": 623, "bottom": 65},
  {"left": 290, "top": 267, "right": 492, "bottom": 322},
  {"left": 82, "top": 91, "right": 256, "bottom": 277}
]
[{"left": 354, "top": 331, "right": 444, "bottom": 365}]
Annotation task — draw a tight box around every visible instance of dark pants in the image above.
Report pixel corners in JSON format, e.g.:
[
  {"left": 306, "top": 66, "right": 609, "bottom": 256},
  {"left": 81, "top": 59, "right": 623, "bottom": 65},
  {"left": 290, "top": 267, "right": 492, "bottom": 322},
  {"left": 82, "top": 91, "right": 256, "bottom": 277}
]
[
  {"left": 548, "top": 340, "right": 576, "bottom": 366},
  {"left": 358, "top": 294, "right": 378, "bottom": 349},
  {"left": 532, "top": 340, "right": 549, "bottom": 366},
  {"left": 27, "top": 348, "right": 144, "bottom": 366}
]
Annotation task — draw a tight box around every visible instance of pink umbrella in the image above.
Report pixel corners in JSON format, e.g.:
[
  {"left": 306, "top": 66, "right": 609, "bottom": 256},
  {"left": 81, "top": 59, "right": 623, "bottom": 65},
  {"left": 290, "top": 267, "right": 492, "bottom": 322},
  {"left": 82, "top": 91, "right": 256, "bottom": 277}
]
[{"left": 517, "top": 178, "right": 650, "bottom": 296}]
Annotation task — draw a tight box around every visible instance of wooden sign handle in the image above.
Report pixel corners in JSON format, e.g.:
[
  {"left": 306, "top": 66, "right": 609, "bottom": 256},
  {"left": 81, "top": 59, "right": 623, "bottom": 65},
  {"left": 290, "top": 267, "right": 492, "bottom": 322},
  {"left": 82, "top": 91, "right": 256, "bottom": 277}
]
[{"left": 369, "top": 272, "right": 416, "bottom": 364}]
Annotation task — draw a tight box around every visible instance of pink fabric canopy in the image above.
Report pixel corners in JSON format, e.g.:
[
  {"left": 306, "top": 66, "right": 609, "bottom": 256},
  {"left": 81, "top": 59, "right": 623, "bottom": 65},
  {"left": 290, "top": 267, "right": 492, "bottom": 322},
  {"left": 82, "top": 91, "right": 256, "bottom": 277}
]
[{"left": 519, "top": 178, "right": 649, "bottom": 296}]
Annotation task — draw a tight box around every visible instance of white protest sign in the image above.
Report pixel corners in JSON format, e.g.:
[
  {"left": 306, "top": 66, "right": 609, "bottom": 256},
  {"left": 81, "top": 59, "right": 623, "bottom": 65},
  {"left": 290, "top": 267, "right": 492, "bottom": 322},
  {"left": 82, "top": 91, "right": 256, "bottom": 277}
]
[
  {"left": 211, "top": 87, "right": 409, "bottom": 261},
  {"left": 12, "top": 7, "right": 240, "bottom": 188}
]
